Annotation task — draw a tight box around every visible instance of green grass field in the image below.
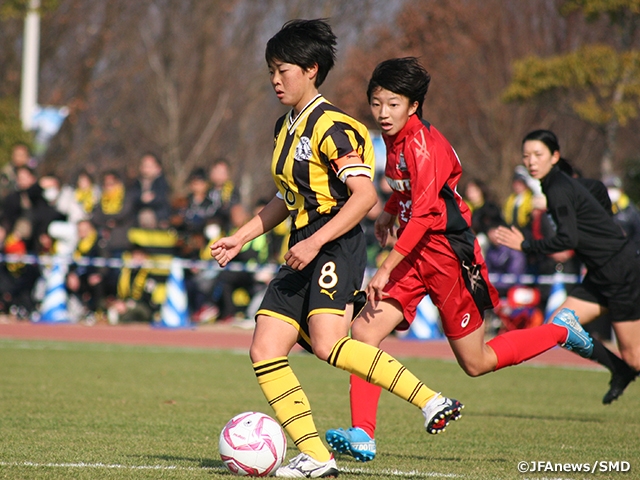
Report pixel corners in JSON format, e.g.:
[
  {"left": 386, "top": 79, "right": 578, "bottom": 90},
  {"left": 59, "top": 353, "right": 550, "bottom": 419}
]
[{"left": 0, "top": 338, "right": 638, "bottom": 480}]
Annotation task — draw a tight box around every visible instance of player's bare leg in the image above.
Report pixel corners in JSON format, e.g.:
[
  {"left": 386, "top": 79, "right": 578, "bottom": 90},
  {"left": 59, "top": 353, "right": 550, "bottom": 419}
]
[
  {"left": 448, "top": 326, "right": 498, "bottom": 377},
  {"left": 250, "top": 315, "right": 299, "bottom": 362},
  {"left": 350, "top": 299, "right": 404, "bottom": 347}
]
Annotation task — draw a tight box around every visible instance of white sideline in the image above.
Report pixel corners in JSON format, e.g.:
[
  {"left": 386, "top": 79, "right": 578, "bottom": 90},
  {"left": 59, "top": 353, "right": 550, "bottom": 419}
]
[{"left": 0, "top": 461, "right": 464, "bottom": 477}]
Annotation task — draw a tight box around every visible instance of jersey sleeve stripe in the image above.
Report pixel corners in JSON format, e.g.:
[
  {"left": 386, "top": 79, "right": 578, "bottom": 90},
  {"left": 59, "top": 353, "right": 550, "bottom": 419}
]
[{"left": 337, "top": 164, "right": 373, "bottom": 183}]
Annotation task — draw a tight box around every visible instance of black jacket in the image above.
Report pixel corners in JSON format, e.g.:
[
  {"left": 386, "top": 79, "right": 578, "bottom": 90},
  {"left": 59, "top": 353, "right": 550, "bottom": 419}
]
[{"left": 522, "top": 166, "right": 627, "bottom": 270}]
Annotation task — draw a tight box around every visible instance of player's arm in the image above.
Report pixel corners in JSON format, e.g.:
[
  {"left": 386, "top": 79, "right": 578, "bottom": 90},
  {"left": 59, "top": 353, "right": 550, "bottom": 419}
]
[
  {"left": 496, "top": 186, "right": 578, "bottom": 253},
  {"left": 311, "top": 173, "right": 378, "bottom": 245},
  {"left": 211, "top": 196, "right": 289, "bottom": 267},
  {"left": 392, "top": 138, "right": 447, "bottom": 256}
]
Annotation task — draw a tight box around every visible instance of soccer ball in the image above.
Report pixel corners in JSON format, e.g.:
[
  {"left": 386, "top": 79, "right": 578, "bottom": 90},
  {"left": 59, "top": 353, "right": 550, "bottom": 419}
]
[{"left": 219, "top": 411, "right": 287, "bottom": 476}]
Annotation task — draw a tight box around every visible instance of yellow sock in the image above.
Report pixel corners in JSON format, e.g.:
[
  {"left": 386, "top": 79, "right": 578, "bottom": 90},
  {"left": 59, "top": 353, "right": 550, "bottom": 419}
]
[
  {"left": 328, "top": 337, "right": 437, "bottom": 408},
  {"left": 253, "top": 357, "right": 331, "bottom": 462}
]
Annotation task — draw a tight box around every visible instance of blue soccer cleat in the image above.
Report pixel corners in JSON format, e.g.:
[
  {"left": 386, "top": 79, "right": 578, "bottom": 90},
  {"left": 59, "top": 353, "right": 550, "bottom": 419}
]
[
  {"left": 325, "top": 427, "right": 376, "bottom": 462},
  {"left": 551, "top": 308, "right": 593, "bottom": 358}
]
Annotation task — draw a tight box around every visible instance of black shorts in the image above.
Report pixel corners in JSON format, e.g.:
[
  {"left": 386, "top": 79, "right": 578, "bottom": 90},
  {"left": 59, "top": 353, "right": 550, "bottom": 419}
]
[
  {"left": 570, "top": 241, "right": 640, "bottom": 322},
  {"left": 256, "top": 218, "right": 367, "bottom": 352}
]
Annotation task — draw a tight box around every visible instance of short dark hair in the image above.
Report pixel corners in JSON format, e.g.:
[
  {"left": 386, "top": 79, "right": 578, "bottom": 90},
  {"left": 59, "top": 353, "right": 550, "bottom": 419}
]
[
  {"left": 265, "top": 18, "right": 337, "bottom": 88},
  {"left": 212, "top": 158, "right": 230, "bottom": 168},
  {"left": 521, "top": 129, "right": 560, "bottom": 154},
  {"left": 75, "top": 168, "right": 95, "bottom": 184},
  {"left": 101, "top": 169, "right": 122, "bottom": 182},
  {"left": 367, "top": 57, "right": 431, "bottom": 118},
  {"left": 14, "top": 165, "right": 35, "bottom": 177},
  {"left": 141, "top": 151, "right": 162, "bottom": 166},
  {"left": 11, "top": 141, "right": 31, "bottom": 153}
]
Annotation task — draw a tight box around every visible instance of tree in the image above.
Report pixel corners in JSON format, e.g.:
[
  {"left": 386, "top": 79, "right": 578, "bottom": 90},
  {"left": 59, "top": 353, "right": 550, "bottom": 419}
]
[
  {"left": 503, "top": 0, "right": 640, "bottom": 176},
  {"left": 336, "top": 0, "right": 586, "bottom": 200},
  {"left": 27, "top": 0, "right": 394, "bottom": 200}
]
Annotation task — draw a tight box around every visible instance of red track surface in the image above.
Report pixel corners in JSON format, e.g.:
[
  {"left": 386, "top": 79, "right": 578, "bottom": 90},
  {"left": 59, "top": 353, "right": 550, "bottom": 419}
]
[{"left": 0, "top": 320, "right": 603, "bottom": 370}]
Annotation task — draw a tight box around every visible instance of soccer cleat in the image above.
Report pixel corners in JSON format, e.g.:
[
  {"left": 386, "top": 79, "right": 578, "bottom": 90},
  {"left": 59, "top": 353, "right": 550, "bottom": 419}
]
[
  {"left": 551, "top": 308, "right": 593, "bottom": 358},
  {"left": 422, "top": 394, "right": 463, "bottom": 434},
  {"left": 325, "top": 427, "right": 376, "bottom": 462},
  {"left": 275, "top": 453, "right": 339, "bottom": 478},
  {"left": 603, "top": 369, "right": 638, "bottom": 405}
]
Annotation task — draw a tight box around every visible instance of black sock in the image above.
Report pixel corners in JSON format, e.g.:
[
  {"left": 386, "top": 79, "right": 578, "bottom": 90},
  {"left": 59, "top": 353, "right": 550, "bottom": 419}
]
[{"left": 590, "top": 338, "right": 636, "bottom": 376}]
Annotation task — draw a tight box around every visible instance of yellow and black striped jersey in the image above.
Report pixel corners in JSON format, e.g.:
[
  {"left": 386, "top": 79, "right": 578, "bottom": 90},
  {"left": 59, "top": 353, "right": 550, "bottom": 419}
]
[{"left": 271, "top": 95, "right": 375, "bottom": 230}]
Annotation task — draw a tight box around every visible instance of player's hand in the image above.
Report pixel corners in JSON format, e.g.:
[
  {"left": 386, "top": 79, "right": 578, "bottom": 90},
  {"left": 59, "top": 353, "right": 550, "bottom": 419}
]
[
  {"left": 365, "top": 269, "right": 390, "bottom": 307},
  {"left": 374, "top": 211, "right": 396, "bottom": 247},
  {"left": 494, "top": 225, "right": 525, "bottom": 251},
  {"left": 210, "top": 236, "right": 242, "bottom": 267},
  {"left": 284, "top": 238, "right": 319, "bottom": 271}
]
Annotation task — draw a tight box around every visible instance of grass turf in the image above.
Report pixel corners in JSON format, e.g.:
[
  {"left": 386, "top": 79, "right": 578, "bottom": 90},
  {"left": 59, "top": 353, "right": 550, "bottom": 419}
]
[{"left": 0, "top": 338, "right": 638, "bottom": 479}]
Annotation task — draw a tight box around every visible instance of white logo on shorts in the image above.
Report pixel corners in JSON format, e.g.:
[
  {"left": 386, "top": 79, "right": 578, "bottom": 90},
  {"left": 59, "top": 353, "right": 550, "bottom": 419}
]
[{"left": 461, "top": 313, "right": 470, "bottom": 328}]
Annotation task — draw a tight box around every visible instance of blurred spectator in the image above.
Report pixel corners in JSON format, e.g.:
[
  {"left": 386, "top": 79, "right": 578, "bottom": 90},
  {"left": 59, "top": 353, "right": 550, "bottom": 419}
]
[
  {"left": 171, "top": 167, "right": 216, "bottom": 258},
  {"left": 502, "top": 168, "right": 534, "bottom": 230},
  {"left": 604, "top": 175, "right": 640, "bottom": 246},
  {"left": 39, "top": 174, "right": 80, "bottom": 255},
  {"left": 207, "top": 158, "right": 241, "bottom": 235},
  {"left": 0, "top": 166, "right": 58, "bottom": 252},
  {"left": 64, "top": 168, "right": 101, "bottom": 220},
  {"left": 208, "top": 202, "right": 269, "bottom": 323},
  {"left": 40, "top": 173, "right": 87, "bottom": 225},
  {"left": 0, "top": 142, "right": 35, "bottom": 206},
  {"left": 65, "top": 219, "right": 107, "bottom": 323},
  {"left": 0, "top": 217, "right": 40, "bottom": 318},
  {"left": 130, "top": 152, "right": 172, "bottom": 228},
  {"left": 108, "top": 244, "right": 161, "bottom": 324},
  {"left": 485, "top": 219, "right": 527, "bottom": 297},
  {"left": 109, "top": 209, "right": 178, "bottom": 324},
  {"left": 484, "top": 218, "right": 540, "bottom": 334},
  {"left": 464, "top": 178, "right": 502, "bottom": 253},
  {"left": 92, "top": 170, "right": 137, "bottom": 296},
  {"left": 92, "top": 170, "right": 136, "bottom": 256},
  {"left": 464, "top": 178, "right": 502, "bottom": 234}
]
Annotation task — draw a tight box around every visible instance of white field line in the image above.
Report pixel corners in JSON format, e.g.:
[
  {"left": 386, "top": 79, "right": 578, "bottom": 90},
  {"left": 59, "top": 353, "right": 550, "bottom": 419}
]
[
  {"left": 0, "top": 461, "right": 208, "bottom": 471},
  {"left": 0, "top": 461, "right": 464, "bottom": 478}
]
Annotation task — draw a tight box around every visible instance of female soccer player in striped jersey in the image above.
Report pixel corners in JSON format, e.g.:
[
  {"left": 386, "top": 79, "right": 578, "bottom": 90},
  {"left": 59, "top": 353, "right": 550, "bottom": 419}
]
[{"left": 212, "top": 21, "right": 462, "bottom": 478}]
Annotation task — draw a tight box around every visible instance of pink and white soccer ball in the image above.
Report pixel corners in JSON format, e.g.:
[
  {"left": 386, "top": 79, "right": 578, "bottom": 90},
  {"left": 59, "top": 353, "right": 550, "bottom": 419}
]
[{"left": 219, "top": 411, "right": 287, "bottom": 476}]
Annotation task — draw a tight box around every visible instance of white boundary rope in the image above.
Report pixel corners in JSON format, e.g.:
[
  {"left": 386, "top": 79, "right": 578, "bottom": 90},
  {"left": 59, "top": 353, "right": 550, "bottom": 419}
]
[{"left": 0, "top": 253, "right": 580, "bottom": 285}]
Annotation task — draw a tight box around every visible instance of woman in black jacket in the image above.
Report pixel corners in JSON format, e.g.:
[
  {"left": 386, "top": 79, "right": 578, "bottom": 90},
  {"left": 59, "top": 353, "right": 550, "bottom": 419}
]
[{"left": 496, "top": 129, "right": 639, "bottom": 404}]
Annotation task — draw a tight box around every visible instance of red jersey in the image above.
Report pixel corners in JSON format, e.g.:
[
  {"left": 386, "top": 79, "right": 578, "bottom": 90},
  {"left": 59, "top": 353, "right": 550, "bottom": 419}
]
[{"left": 383, "top": 115, "right": 471, "bottom": 256}]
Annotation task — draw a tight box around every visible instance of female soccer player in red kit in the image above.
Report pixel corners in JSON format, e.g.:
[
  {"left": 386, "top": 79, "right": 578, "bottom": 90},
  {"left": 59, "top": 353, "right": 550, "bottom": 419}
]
[{"left": 325, "top": 57, "right": 593, "bottom": 462}]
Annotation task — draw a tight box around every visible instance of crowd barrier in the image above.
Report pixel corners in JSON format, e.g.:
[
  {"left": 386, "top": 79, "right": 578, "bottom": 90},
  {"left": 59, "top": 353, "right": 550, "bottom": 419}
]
[
  {"left": 0, "top": 253, "right": 581, "bottom": 333},
  {"left": 0, "top": 253, "right": 582, "bottom": 284},
  {"left": 0, "top": 253, "right": 275, "bottom": 273}
]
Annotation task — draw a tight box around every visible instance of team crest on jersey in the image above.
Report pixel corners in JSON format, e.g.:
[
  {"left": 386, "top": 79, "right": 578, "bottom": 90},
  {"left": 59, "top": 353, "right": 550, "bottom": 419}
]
[
  {"left": 294, "top": 136, "right": 312, "bottom": 162},
  {"left": 398, "top": 153, "right": 407, "bottom": 171}
]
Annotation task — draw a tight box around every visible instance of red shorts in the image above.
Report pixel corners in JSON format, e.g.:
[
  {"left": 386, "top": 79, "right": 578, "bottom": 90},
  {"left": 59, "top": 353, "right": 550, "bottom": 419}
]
[{"left": 384, "top": 233, "right": 498, "bottom": 340}]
